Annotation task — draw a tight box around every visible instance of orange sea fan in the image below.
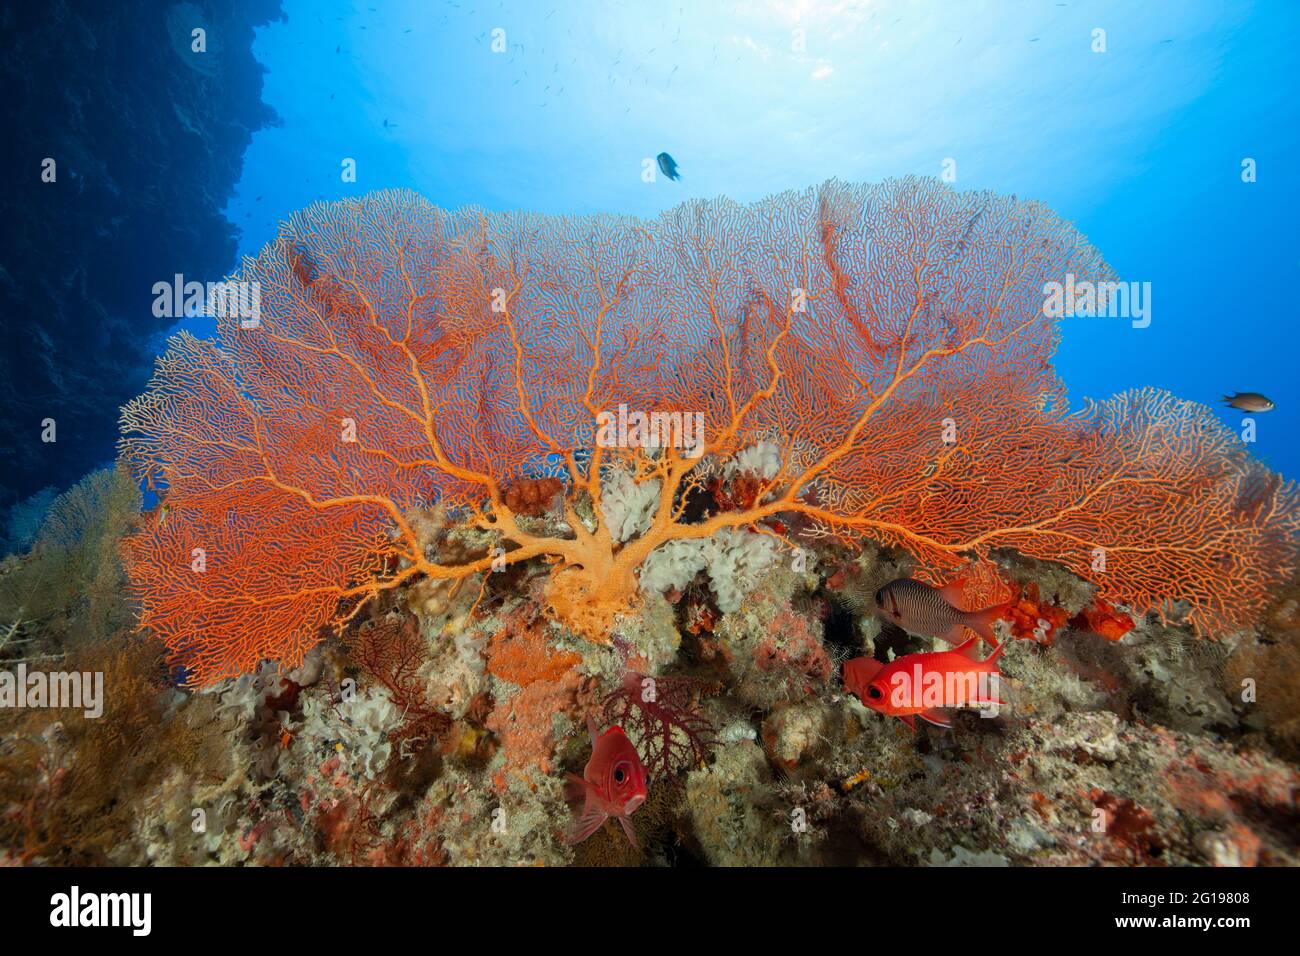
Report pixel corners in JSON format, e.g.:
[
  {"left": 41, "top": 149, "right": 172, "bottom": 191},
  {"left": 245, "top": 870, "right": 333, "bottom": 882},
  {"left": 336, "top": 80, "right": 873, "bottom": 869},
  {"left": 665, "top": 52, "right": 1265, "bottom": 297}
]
[{"left": 119, "top": 178, "right": 1297, "bottom": 684}]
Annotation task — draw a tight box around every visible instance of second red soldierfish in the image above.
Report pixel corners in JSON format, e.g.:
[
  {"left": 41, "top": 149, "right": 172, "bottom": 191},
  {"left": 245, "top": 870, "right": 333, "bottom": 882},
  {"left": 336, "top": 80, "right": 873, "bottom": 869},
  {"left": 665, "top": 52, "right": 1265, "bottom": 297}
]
[
  {"left": 843, "top": 636, "right": 1007, "bottom": 731},
  {"left": 564, "top": 716, "right": 648, "bottom": 848}
]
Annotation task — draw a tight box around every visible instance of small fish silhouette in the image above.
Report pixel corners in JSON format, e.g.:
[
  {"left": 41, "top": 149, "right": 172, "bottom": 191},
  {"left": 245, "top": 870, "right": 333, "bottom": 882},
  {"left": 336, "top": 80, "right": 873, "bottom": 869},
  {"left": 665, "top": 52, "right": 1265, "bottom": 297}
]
[
  {"left": 1223, "top": 392, "right": 1275, "bottom": 413},
  {"left": 656, "top": 151, "right": 681, "bottom": 181}
]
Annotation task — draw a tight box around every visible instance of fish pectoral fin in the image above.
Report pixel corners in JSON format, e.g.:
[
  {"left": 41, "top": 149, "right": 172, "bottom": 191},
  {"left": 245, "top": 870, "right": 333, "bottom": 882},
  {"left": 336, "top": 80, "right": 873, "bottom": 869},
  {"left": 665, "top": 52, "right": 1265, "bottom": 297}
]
[
  {"left": 920, "top": 708, "right": 953, "bottom": 729},
  {"left": 940, "top": 622, "right": 969, "bottom": 645},
  {"left": 565, "top": 797, "right": 609, "bottom": 846},
  {"left": 879, "top": 620, "right": 908, "bottom": 641},
  {"left": 899, "top": 715, "right": 918, "bottom": 732},
  {"left": 617, "top": 814, "right": 639, "bottom": 850}
]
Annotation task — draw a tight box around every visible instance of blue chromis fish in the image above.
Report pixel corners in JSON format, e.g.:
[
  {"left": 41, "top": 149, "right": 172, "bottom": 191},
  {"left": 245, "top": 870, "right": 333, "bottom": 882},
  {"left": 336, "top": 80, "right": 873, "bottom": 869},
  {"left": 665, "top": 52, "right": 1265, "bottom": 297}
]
[
  {"left": 656, "top": 151, "right": 681, "bottom": 181},
  {"left": 1222, "top": 392, "right": 1275, "bottom": 413}
]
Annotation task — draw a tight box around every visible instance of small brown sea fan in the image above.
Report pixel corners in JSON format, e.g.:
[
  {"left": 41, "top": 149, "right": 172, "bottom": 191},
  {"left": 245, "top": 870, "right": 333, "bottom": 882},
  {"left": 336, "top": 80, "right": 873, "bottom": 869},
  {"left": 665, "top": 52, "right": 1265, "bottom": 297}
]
[{"left": 601, "top": 670, "right": 717, "bottom": 788}]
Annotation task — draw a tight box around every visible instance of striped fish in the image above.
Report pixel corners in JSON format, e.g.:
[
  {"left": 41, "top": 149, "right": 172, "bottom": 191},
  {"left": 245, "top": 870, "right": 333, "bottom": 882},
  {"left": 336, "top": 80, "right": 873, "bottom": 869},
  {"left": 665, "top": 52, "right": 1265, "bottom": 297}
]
[{"left": 873, "top": 578, "right": 1009, "bottom": 645}]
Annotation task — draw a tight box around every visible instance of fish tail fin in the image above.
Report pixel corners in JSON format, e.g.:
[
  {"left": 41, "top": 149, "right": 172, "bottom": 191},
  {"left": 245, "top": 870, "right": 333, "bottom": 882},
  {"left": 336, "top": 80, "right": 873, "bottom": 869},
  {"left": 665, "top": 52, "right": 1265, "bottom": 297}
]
[{"left": 963, "top": 603, "right": 1011, "bottom": 644}]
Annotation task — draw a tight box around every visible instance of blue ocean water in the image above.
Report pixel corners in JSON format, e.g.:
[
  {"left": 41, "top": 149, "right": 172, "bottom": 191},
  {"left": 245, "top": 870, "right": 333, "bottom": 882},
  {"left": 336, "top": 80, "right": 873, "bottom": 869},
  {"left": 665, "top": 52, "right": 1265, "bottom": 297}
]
[{"left": 217, "top": 0, "right": 1298, "bottom": 476}]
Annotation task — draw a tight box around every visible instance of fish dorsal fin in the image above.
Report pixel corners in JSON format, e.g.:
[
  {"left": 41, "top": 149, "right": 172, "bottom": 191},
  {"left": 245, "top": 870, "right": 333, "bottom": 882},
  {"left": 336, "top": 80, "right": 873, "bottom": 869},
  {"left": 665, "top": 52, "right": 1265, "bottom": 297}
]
[
  {"left": 952, "top": 635, "right": 981, "bottom": 660},
  {"left": 937, "top": 578, "right": 967, "bottom": 608},
  {"left": 844, "top": 656, "right": 884, "bottom": 692},
  {"left": 984, "top": 641, "right": 1006, "bottom": 668},
  {"left": 562, "top": 772, "right": 587, "bottom": 806}
]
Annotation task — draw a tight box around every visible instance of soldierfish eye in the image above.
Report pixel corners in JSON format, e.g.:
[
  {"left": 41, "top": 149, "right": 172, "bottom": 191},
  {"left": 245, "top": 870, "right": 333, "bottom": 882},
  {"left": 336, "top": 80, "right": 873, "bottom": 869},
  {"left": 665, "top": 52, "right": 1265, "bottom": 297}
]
[
  {"left": 614, "top": 767, "right": 626, "bottom": 783},
  {"left": 874, "top": 590, "right": 885, "bottom": 608},
  {"left": 867, "top": 686, "right": 883, "bottom": 700}
]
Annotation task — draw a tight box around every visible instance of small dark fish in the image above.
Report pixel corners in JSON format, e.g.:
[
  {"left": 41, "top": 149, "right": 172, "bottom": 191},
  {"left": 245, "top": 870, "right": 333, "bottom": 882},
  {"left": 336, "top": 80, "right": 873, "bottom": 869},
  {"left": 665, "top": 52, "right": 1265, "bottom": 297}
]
[
  {"left": 287, "top": 242, "right": 320, "bottom": 287},
  {"left": 873, "top": 578, "right": 1009, "bottom": 645},
  {"left": 656, "top": 151, "right": 681, "bottom": 181},
  {"left": 1223, "top": 392, "right": 1275, "bottom": 413}
]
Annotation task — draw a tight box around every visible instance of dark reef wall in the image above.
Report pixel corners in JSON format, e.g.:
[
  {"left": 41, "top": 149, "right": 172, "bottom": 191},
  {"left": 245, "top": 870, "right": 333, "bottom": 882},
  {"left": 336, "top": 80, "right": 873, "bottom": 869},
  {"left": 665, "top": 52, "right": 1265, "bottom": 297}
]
[{"left": 0, "top": 0, "right": 284, "bottom": 511}]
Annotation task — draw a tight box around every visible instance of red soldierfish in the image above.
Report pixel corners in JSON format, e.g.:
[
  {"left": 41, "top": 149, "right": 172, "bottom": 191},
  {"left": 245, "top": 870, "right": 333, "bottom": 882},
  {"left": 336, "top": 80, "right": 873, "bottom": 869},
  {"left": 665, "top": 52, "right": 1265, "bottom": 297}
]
[
  {"left": 874, "top": 577, "right": 1010, "bottom": 645},
  {"left": 843, "top": 636, "right": 1007, "bottom": 731},
  {"left": 564, "top": 716, "right": 648, "bottom": 848}
]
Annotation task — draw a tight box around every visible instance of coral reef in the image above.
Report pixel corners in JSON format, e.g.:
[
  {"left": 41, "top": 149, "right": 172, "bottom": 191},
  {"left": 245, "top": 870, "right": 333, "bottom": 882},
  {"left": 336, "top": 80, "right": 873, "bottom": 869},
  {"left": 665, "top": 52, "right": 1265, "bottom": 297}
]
[
  {"left": 118, "top": 180, "right": 1296, "bottom": 685},
  {"left": 5, "top": 181, "right": 1298, "bottom": 868},
  {"left": 1, "top": 467, "right": 1296, "bottom": 866}
]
